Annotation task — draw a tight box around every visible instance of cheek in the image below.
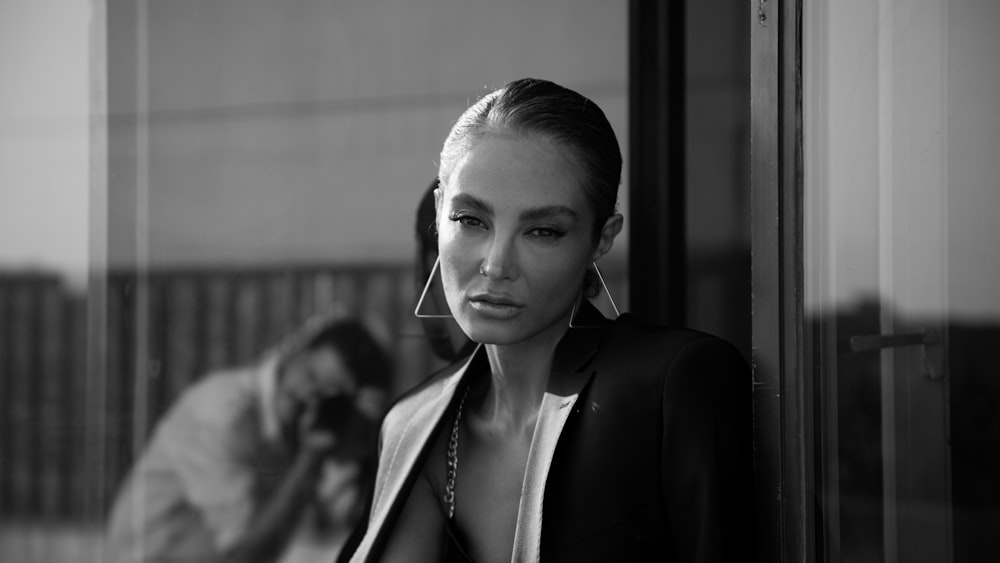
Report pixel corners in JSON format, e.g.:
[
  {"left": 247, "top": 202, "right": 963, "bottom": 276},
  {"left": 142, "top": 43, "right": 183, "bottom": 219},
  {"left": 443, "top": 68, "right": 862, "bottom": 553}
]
[
  {"left": 274, "top": 387, "right": 299, "bottom": 426},
  {"left": 437, "top": 231, "right": 476, "bottom": 282},
  {"left": 280, "top": 365, "right": 305, "bottom": 394},
  {"left": 529, "top": 254, "right": 588, "bottom": 298},
  {"left": 438, "top": 247, "right": 471, "bottom": 311}
]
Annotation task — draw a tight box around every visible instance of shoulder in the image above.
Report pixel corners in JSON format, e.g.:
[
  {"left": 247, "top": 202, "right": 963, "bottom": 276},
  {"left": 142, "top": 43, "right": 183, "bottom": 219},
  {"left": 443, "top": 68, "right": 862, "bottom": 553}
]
[
  {"left": 605, "top": 314, "right": 745, "bottom": 366},
  {"left": 599, "top": 314, "right": 750, "bottom": 394},
  {"left": 178, "top": 368, "right": 254, "bottom": 412},
  {"left": 155, "top": 368, "right": 258, "bottom": 442}
]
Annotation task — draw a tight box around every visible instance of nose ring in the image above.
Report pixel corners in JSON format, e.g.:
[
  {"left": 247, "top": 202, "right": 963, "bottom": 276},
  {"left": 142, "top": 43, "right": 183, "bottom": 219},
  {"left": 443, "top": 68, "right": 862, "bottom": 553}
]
[{"left": 479, "top": 265, "right": 486, "bottom": 276}]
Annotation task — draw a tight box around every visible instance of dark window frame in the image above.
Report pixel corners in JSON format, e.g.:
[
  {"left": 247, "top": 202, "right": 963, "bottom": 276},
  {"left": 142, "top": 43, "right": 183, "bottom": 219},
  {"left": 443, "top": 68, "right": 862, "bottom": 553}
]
[{"left": 750, "top": 0, "right": 811, "bottom": 561}]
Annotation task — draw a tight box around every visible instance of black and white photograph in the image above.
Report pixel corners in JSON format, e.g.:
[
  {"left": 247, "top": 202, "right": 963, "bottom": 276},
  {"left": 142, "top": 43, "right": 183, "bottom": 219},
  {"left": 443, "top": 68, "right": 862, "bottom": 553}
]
[{"left": 1, "top": 1, "right": 997, "bottom": 562}]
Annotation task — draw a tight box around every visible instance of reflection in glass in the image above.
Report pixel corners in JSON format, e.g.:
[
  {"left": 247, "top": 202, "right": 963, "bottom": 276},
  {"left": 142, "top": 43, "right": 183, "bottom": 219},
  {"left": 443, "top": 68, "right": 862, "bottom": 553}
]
[
  {"left": 805, "top": 0, "right": 1000, "bottom": 561},
  {"left": 0, "top": 1, "right": 628, "bottom": 561}
]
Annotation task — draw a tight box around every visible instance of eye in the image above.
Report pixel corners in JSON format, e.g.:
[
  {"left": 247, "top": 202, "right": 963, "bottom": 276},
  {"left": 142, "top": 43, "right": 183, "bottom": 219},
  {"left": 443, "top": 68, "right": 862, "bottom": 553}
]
[
  {"left": 450, "top": 213, "right": 487, "bottom": 229},
  {"left": 527, "top": 227, "right": 566, "bottom": 239}
]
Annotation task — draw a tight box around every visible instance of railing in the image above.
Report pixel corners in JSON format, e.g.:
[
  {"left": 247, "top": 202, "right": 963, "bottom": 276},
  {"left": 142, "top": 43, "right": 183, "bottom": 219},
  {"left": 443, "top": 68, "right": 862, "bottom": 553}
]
[
  {"left": 0, "top": 273, "right": 88, "bottom": 522},
  {"left": 0, "top": 262, "right": 629, "bottom": 524},
  {"left": 0, "top": 264, "right": 424, "bottom": 522}
]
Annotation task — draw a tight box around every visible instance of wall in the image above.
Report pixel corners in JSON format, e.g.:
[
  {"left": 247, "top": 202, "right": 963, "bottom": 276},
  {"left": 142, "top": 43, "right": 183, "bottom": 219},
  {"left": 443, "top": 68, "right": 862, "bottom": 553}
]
[{"left": 115, "top": 0, "right": 629, "bottom": 270}]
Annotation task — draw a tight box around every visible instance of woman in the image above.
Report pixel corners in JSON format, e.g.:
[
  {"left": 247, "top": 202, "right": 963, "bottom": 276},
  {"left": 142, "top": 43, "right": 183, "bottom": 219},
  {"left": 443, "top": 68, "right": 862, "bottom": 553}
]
[{"left": 347, "top": 78, "right": 751, "bottom": 562}]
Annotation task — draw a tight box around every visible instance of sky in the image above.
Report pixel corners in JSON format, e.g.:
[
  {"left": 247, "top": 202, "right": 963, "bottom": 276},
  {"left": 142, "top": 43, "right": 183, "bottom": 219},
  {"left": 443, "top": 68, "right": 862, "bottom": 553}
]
[{"left": 0, "top": 0, "right": 91, "bottom": 284}]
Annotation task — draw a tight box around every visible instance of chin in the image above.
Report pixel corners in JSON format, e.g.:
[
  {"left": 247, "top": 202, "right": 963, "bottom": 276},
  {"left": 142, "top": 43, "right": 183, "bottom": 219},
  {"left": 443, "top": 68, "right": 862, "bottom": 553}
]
[
  {"left": 456, "top": 316, "right": 524, "bottom": 346},
  {"left": 460, "top": 324, "right": 519, "bottom": 346},
  {"left": 459, "top": 314, "right": 568, "bottom": 347}
]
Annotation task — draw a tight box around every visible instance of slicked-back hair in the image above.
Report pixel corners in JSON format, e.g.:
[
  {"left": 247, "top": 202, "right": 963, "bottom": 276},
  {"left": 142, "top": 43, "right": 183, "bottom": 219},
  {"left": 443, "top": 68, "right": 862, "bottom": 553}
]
[{"left": 438, "top": 77, "right": 622, "bottom": 245}]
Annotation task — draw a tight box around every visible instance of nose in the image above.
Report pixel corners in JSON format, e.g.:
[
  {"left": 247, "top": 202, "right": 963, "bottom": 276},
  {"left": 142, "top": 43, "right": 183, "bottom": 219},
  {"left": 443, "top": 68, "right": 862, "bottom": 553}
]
[{"left": 480, "top": 234, "right": 518, "bottom": 281}]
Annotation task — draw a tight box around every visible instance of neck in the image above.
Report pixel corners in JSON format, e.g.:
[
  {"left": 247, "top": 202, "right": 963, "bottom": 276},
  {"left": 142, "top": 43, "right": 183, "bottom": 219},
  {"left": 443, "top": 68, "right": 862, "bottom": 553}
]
[{"left": 473, "top": 316, "right": 570, "bottom": 434}]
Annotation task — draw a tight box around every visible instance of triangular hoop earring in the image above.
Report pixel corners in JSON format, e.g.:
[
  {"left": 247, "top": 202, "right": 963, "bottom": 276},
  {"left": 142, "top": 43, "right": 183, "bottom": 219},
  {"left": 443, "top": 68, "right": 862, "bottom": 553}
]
[
  {"left": 569, "top": 262, "right": 620, "bottom": 328},
  {"left": 414, "top": 256, "right": 453, "bottom": 318}
]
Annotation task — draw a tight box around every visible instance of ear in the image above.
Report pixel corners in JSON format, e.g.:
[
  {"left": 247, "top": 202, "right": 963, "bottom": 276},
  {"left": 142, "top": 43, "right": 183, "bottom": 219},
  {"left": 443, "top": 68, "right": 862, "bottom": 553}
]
[
  {"left": 591, "top": 213, "right": 624, "bottom": 262},
  {"left": 433, "top": 186, "right": 444, "bottom": 222}
]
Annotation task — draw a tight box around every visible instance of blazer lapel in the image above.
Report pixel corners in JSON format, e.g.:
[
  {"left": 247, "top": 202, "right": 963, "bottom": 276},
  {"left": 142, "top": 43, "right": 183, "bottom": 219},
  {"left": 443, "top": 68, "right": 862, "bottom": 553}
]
[
  {"left": 350, "top": 348, "right": 481, "bottom": 562},
  {"left": 511, "top": 310, "right": 608, "bottom": 561},
  {"left": 511, "top": 382, "right": 590, "bottom": 562}
]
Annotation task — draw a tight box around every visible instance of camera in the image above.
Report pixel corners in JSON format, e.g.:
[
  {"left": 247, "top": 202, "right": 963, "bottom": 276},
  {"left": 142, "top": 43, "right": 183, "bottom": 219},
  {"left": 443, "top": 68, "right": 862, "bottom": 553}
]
[
  {"left": 310, "top": 394, "right": 356, "bottom": 434},
  {"left": 306, "top": 394, "right": 378, "bottom": 460}
]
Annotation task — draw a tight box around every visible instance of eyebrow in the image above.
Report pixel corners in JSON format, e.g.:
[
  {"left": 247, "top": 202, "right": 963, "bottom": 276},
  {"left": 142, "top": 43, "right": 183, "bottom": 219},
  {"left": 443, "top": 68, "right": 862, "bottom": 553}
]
[
  {"left": 520, "top": 205, "right": 580, "bottom": 223},
  {"left": 451, "top": 193, "right": 493, "bottom": 215},
  {"left": 450, "top": 192, "right": 581, "bottom": 223}
]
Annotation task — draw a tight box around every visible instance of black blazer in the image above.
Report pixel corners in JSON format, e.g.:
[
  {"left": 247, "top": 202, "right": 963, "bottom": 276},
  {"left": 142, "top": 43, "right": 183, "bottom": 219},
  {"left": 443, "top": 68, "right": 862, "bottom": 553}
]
[{"left": 345, "top": 304, "right": 752, "bottom": 562}]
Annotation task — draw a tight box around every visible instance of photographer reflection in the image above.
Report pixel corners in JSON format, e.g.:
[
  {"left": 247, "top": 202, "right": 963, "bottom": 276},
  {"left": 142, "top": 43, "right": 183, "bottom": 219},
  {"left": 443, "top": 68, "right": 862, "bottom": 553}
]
[{"left": 107, "top": 316, "right": 391, "bottom": 563}]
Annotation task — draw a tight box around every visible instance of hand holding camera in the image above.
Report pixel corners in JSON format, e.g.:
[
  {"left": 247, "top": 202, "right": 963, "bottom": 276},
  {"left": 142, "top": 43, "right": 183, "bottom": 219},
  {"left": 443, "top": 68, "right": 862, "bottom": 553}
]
[{"left": 299, "top": 392, "right": 381, "bottom": 461}]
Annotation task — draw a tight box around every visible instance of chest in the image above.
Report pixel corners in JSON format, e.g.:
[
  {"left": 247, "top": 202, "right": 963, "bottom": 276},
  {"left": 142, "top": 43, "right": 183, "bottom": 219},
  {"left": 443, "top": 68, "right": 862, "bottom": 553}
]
[{"left": 427, "top": 412, "right": 535, "bottom": 563}]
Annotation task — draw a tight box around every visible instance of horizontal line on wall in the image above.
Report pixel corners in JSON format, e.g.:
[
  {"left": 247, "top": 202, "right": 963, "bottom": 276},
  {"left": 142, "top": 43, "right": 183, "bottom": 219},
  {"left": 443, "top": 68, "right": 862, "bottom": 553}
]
[{"left": 1, "top": 80, "right": 627, "bottom": 134}]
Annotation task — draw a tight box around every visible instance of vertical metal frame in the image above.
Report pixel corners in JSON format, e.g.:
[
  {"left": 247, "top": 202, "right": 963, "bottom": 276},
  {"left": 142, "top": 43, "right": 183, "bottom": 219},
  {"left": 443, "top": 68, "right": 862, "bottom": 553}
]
[
  {"left": 750, "top": 0, "right": 811, "bottom": 561},
  {"left": 627, "top": 0, "right": 687, "bottom": 326},
  {"left": 85, "top": 0, "right": 110, "bottom": 526},
  {"left": 85, "top": 0, "right": 151, "bottom": 526}
]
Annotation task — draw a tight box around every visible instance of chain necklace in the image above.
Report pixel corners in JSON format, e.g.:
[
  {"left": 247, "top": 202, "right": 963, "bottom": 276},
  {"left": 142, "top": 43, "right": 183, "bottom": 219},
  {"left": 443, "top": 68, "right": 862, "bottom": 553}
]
[{"left": 444, "top": 386, "right": 470, "bottom": 520}]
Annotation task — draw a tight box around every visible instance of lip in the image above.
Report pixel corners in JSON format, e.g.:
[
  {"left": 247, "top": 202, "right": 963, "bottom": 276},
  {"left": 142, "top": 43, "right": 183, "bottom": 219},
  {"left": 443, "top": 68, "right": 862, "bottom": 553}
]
[
  {"left": 469, "top": 292, "right": 523, "bottom": 307},
  {"left": 468, "top": 293, "right": 525, "bottom": 319}
]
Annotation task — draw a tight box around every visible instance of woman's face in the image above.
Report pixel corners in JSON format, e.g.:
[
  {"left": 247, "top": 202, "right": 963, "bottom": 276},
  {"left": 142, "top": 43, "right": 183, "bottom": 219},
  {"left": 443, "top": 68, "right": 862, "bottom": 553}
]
[{"left": 435, "top": 134, "right": 619, "bottom": 346}]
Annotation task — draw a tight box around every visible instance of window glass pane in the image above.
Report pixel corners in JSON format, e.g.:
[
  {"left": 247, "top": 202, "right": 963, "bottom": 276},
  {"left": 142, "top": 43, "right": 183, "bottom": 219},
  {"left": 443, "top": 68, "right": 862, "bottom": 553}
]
[
  {"left": 804, "top": 0, "right": 1000, "bottom": 561},
  {"left": 0, "top": 1, "right": 628, "bottom": 561},
  {"left": 685, "top": 0, "right": 751, "bottom": 357},
  {"left": 0, "top": 0, "right": 97, "bottom": 556}
]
